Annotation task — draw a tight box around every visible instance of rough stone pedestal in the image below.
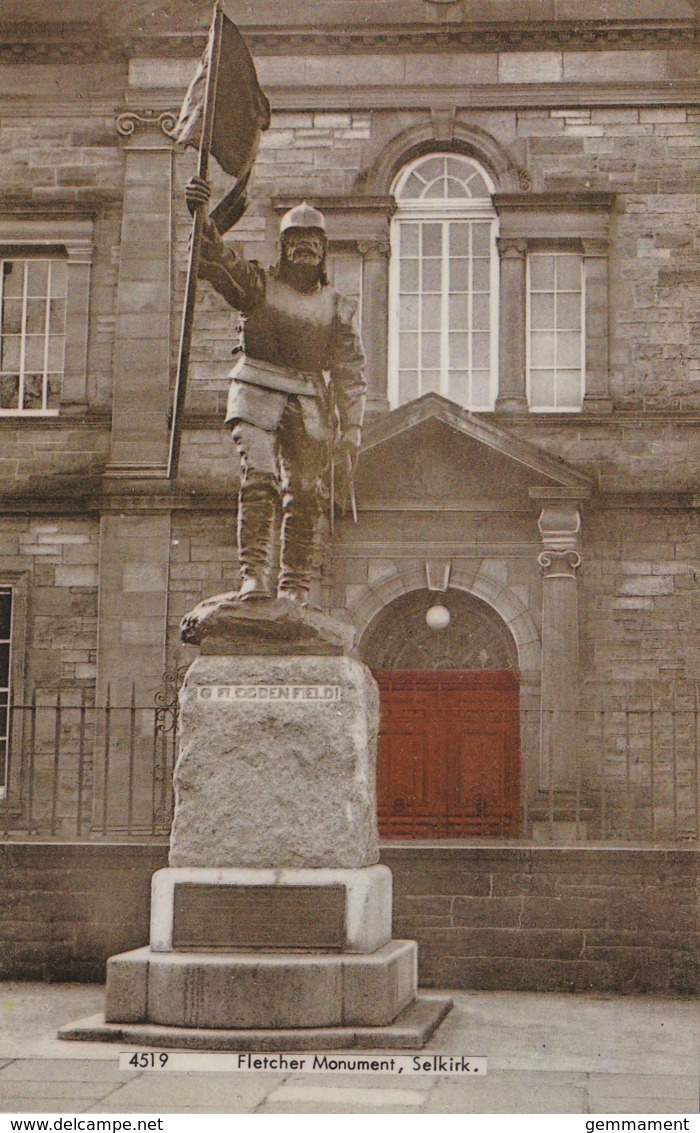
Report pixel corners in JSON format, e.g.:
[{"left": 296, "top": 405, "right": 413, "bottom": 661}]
[{"left": 59, "top": 600, "right": 452, "bottom": 1049}]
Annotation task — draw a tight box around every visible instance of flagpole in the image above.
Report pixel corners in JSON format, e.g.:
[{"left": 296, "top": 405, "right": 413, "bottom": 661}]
[{"left": 167, "top": 0, "right": 225, "bottom": 480}]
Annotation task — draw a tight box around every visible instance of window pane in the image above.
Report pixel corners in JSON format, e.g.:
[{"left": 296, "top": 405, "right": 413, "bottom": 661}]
[
  {"left": 50, "top": 260, "right": 68, "bottom": 297},
  {"left": 472, "top": 332, "right": 490, "bottom": 369},
  {"left": 448, "top": 225, "right": 469, "bottom": 257},
  {"left": 1, "top": 337, "right": 21, "bottom": 371},
  {"left": 416, "top": 156, "right": 445, "bottom": 184},
  {"left": 400, "top": 225, "right": 419, "bottom": 256},
  {"left": 530, "top": 255, "right": 555, "bottom": 290},
  {"left": 530, "top": 293, "right": 555, "bottom": 328},
  {"left": 26, "top": 261, "right": 49, "bottom": 295},
  {"left": 25, "top": 299, "right": 47, "bottom": 335},
  {"left": 24, "top": 336, "right": 45, "bottom": 370},
  {"left": 556, "top": 370, "right": 583, "bottom": 407},
  {"left": 449, "top": 333, "right": 470, "bottom": 368},
  {"left": 421, "top": 333, "right": 440, "bottom": 367},
  {"left": 530, "top": 370, "right": 555, "bottom": 407},
  {"left": 400, "top": 259, "right": 419, "bottom": 292},
  {"left": 399, "top": 370, "right": 418, "bottom": 401},
  {"left": 2, "top": 261, "right": 23, "bottom": 298},
  {"left": 47, "top": 336, "right": 65, "bottom": 371},
  {"left": 422, "top": 259, "right": 441, "bottom": 292},
  {"left": 471, "top": 371, "right": 490, "bottom": 406},
  {"left": 557, "top": 293, "right": 582, "bottom": 330},
  {"left": 421, "top": 295, "right": 441, "bottom": 330},
  {"left": 448, "top": 370, "right": 470, "bottom": 404},
  {"left": 401, "top": 173, "right": 423, "bottom": 199},
  {"left": 47, "top": 376, "right": 61, "bottom": 409},
  {"left": 472, "top": 294, "right": 490, "bottom": 331},
  {"left": 0, "top": 375, "right": 19, "bottom": 409},
  {"left": 472, "top": 258, "right": 490, "bottom": 292},
  {"left": 450, "top": 259, "right": 470, "bottom": 291},
  {"left": 0, "top": 648, "right": 8, "bottom": 689},
  {"left": 49, "top": 298, "right": 67, "bottom": 334},
  {"left": 426, "top": 178, "right": 447, "bottom": 199},
  {"left": 422, "top": 225, "right": 442, "bottom": 257},
  {"left": 531, "top": 332, "right": 555, "bottom": 368},
  {"left": 471, "top": 225, "right": 491, "bottom": 257},
  {"left": 399, "top": 333, "right": 418, "bottom": 368},
  {"left": 0, "top": 593, "right": 11, "bottom": 640},
  {"left": 558, "top": 332, "right": 582, "bottom": 367},
  {"left": 448, "top": 295, "right": 468, "bottom": 331},
  {"left": 23, "top": 374, "right": 45, "bottom": 409},
  {"left": 556, "top": 255, "right": 582, "bottom": 290},
  {"left": 421, "top": 369, "right": 440, "bottom": 393},
  {"left": 2, "top": 300, "right": 23, "bottom": 335},
  {"left": 399, "top": 295, "right": 419, "bottom": 329}
]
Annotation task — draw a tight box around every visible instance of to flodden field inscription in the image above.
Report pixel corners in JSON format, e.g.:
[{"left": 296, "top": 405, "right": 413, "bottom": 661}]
[{"left": 197, "top": 684, "right": 343, "bottom": 703}]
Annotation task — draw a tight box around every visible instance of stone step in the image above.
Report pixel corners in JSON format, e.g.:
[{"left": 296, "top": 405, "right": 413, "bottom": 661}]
[{"left": 106, "top": 940, "right": 418, "bottom": 1029}]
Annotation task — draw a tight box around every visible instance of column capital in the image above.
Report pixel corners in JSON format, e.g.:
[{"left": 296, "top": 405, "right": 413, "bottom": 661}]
[
  {"left": 358, "top": 239, "right": 391, "bottom": 260},
  {"left": 115, "top": 109, "right": 179, "bottom": 143},
  {"left": 538, "top": 549, "right": 582, "bottom": 579},
  {"left": 497, "top": 237, "right": 528, "bottom": 260}
]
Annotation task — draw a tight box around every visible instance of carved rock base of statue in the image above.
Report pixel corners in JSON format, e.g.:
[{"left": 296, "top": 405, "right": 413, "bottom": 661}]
[
  {"left": 169, "top": 653, "right": 379, "bottom": 869},
  {"left": 59, "top": 597, "right": 452, "bottom": 1049}
]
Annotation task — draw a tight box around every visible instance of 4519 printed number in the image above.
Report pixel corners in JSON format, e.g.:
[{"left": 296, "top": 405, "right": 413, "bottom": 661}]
[{"left": 128, "top": 1053, "right": 169, "bottom": 1068}]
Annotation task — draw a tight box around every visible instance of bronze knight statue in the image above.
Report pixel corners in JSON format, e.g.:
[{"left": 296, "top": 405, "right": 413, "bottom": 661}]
[{"left": 185, "top": 177, "right": 366, "bottom": 607}]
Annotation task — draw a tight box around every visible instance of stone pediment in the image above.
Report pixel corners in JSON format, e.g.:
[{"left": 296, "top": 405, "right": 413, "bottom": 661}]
[{"left": 357, "top": 394, "right": 592, "bottom": 510}]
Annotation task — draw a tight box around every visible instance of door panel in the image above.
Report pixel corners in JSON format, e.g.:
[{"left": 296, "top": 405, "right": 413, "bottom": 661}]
[{"left": 375, "top": 670, "right": 520, "bottom": 838}]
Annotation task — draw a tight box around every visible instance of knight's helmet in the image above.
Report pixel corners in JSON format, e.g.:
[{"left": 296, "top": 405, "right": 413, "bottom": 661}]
[{"left": 279, "top": 201, "right": 327, "bottom": 237}]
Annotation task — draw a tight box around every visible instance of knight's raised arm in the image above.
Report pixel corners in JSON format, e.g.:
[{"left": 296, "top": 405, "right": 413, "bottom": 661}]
[{"left": 185, "top": 176, "right": 264, "bottom": 314}]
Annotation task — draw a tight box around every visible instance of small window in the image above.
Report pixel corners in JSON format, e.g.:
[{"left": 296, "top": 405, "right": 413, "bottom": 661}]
[
  {"left": 527, "top": 252, "right": 585, "bottom": 412},
  {"left": 0, "top": 588, "right": 11, "bottom": 798},
  {"left": 0, "top": 253, "right": 68, "bottom": 415},
  {"left": 389, "top": 153, "right": 499, "bottom": 412}
]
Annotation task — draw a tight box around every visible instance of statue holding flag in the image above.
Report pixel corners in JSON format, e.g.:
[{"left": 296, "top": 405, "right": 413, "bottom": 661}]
[{"left": 171, "top": 3, "right": 366, "bottom": 608}]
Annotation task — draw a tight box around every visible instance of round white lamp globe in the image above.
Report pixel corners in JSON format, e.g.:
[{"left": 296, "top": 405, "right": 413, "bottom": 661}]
[{"left": 425, "top": 604, "right": 451, "bottom": 630}]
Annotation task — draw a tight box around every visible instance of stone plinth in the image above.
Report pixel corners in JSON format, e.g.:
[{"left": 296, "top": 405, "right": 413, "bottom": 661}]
[
  {"left": 60, "top": 599, "right": 452, "bottom": 1049},
  {"left": 105, "top": 940, "right": 418, "bottom": 1029},
  {"left": 169, "top": 653, "right": 380, "bottom": 869},
  {"left": 150, "top": 866, "right": 392, "bottom": 953}
]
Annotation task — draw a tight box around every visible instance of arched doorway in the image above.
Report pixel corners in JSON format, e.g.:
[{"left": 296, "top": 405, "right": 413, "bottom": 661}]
[{"left": 360, "top": 589, "right": 521, "bottom": 838}]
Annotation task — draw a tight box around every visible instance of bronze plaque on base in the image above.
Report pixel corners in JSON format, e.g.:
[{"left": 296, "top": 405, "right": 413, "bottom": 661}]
[{"left": 172, "top": 884, "right": 346, "bottom": 950}]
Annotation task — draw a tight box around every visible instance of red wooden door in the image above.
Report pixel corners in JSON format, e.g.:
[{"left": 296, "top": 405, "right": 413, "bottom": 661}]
[{"left": 375, "top": 669, "right": 520, "bottom": 838}]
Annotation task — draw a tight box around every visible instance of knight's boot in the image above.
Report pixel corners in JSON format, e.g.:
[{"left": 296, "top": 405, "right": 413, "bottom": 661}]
[
  {"left": 236, "top": 474, "right": 278, "bottom": 601},
  {"left": 277, "top": 489, "right": 320, "bottom": 606}
]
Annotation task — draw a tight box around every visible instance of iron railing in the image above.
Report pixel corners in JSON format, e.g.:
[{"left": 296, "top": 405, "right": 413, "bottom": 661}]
[{"left": 0, "top": 691, "right": 698, "bottom": 844}]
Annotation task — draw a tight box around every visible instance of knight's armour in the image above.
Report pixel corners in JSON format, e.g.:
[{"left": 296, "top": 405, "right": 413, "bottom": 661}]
[{"left": 198, "top": 219, "right": 366, "bottom": 434}]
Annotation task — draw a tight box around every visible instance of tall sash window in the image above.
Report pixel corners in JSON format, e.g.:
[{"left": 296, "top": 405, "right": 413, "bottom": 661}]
[{"left": 389, "top": 153, "right": 499, "bottom": 411}]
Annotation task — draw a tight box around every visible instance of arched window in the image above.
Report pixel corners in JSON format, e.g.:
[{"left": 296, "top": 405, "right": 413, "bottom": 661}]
[{"left": 388, "top": 153, "right": 499, "bottom": 412}]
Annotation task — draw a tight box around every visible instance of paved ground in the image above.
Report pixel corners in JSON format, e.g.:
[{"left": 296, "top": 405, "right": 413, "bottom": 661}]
[{"left": 0, "top": 983, "right": 698, "bottom": 1114}]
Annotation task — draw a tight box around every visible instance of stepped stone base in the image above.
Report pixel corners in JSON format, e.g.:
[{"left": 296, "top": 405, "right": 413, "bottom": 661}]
[
  {"left": 59, "top": 995, "right": 453, "bottom": 1051},
  {"left": 105, "top": 941, "right": 417, "bottom": 1030}
]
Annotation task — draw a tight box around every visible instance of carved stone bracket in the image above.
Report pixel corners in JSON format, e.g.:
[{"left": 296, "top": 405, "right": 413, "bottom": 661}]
[
  {"left": 517, "top": 168, "right": 533, "bottom": 192},
  {"left": 537, "top": 549, "right": 582, "bottom": 579},
  {"left": 430, "top": 107, "right": 457, "bottom": 142},
  {"left": 115, "top": 110, "right": 179, "bottom": 140}
]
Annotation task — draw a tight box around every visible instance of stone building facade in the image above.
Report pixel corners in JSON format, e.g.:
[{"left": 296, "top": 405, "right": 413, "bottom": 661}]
[{"left": 0, "top": 0, "right": 699, "bottom": 989}]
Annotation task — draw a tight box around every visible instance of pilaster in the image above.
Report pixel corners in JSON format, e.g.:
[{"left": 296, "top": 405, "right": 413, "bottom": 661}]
[
  {"left": 106, "top": 110, "right": 177, "bottom": 475},
  {"left": 495, "top": 238, "right": 528, "bottom": 413},
  {"left": 359, "top": 239, "right": 391, "bottom": 417},
  {"left": 581, "top": 238, "right": 613, "bottom": 414},
  {"left": 536, "top": 500, "right": 583, "bottom": 792}
]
